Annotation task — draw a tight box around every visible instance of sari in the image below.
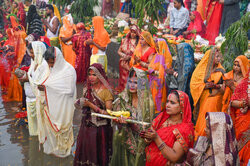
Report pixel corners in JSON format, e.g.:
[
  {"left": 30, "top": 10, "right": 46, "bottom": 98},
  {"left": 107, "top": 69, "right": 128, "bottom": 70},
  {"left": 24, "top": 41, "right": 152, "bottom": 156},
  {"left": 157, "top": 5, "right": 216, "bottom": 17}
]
[
  {"left": 167, "top": 43, "right": 195, "bottom": 106},
  {"left": 186, "top": 11, "right": 206, "bottom": 39},
  {"left": 186, "top": 112, "right": 239, "bottom": 166},
  {"left": 203, "top": 0, "right": 223, "bottom": 45},
  {"left": 111, "top": 68, "right": 154, "bottom": 166},
  {"left": 229, "top": 73, "right": 249, "bottom": 165},
  {"left": 72, "top": 23, "right": 92, "bottom": 83},
  {"left": 145, "top": 91, "right": 194, "bottom": 166},
  {"left": 17, "top": 2, "right": 26, "bottom": 29},
  {"left": 130, "top": 31, "right": 156, "bottom": 71},
  {"left": 190, "top": 49, "right": 225, "bottom": 140},
  {"left": 2, "top": 16, "right": 26, "bottom": 102},
  {"left": 42, "top": 47, "right": 76, "bottom": 157},
  {"left": 27, "top": 42, "right": 50, "bottom": 147},
  {"left": 222, "top": 55, "right": 249, "bottom": 113},
  {"left": 117, "top": 25, "right": 140, "bottom": 92},
  {"left": 90, "top": 16, "right": 111, "bottom": 72},
  {"left": 74, "top": 63, "right": 114, "bottom": 166},
  {"left": 148, "top": 38, "right": 172, "bottom": 114},
  {"left": 26, "top": 41, "right": 47, "bottom": 136},
  {"left": 59, "top": 14, "right": 76, "bottom": 67}
]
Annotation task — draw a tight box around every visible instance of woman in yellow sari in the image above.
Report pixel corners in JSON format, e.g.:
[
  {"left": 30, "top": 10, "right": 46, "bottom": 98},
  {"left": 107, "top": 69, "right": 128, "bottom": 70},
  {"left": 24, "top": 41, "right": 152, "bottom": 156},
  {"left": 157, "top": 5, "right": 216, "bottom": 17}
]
[
  {"left": 190, "top": 48, "right": 225, "bottom": 140},
  {"left": 59, "top": 14, "right": 76, "bottom": 67}
]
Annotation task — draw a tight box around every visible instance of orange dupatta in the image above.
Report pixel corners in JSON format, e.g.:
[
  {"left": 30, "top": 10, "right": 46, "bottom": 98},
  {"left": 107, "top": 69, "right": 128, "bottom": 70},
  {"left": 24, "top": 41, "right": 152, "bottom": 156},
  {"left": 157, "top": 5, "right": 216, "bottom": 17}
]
[
  {"left": 190, "top": 49, "right": 224, "bottom": 140},
  {"left": 91, "top": 16, "right": 111, "bottom": 54},
  {"left": 59, "top": 14, "right": 76, "bottom": 67}
]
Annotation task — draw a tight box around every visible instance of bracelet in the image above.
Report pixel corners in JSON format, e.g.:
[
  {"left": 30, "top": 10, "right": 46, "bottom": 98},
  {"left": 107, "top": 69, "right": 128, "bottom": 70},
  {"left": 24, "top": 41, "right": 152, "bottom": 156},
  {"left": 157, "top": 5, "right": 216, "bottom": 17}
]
[{"left": 158, "top": 142, "right": 166, "bottom": 151}]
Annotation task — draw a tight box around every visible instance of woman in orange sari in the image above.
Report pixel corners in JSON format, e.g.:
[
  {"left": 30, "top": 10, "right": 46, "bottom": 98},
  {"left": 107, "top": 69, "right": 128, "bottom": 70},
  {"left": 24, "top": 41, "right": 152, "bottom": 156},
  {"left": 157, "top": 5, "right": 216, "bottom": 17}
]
[
  {"left": 190, "top": 48, "right": 225, "bottom": 140},
  {"left": 148, "top": 38, "right": 172, "bottom": 114},
  {"left": 130, "top": 31, "right": 156, "bottom": 71},
  {"left": 228, "top": 57, "right": 249, "bottom": 166},
  {"left": 87, "top": 16, "right": 111, "bottom": 72},
  {"left": 2, "top": 16, "right": 25, "bottom": 102},
  {"left": 59, "top": 14, "right": 76, "bottom": 67},
  {"left": 222, "top": 55, "right": 249, "bottom": 113}
]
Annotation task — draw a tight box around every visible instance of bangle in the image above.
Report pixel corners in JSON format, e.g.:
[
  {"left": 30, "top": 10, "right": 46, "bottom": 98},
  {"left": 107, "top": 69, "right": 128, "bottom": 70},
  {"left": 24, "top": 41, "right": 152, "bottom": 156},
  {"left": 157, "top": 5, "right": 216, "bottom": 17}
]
[{"left": 158, "top": 142, "right": 166, "bottom": 151}]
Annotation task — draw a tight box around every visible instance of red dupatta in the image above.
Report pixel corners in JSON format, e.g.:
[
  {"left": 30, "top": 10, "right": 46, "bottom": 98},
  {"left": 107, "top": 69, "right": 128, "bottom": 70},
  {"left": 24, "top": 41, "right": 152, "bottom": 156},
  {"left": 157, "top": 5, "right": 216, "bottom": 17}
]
[
  {"left": 186, "top": 11, "right": 206, "bottom": 39},
  {"left": 145, "top": 91, "right": 194, "bottom": 166}
]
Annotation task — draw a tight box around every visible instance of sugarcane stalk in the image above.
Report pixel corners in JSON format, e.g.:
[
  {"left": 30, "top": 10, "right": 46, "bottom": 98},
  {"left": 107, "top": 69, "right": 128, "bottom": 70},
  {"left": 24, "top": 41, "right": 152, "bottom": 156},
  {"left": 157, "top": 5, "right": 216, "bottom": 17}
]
[{"left": 91, "top": 113, "right": 151, "bottom": 126}]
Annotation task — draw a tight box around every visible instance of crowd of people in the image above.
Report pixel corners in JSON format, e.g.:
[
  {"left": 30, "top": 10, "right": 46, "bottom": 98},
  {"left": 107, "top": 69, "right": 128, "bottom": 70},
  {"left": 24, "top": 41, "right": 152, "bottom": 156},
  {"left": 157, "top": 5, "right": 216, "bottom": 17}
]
[{"left": 0, "top": 0, "right": 249, "bottom": 166}]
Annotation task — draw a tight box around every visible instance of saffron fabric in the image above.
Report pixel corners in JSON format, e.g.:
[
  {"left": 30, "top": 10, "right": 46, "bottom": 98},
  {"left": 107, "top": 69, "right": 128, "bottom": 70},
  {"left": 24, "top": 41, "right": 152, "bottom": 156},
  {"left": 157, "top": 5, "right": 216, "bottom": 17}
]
[
  {"left": 59, "top": 14, "right": 76, "bottom": 67},
  {"left": 190, "top": 49, "right": 224, "bottom": 140}
]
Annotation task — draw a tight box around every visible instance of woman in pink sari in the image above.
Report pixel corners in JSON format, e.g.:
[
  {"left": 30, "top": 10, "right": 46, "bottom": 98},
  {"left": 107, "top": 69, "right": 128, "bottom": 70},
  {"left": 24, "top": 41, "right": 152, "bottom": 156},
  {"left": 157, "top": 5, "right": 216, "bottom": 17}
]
[
  {"left": 183, "top": 11, "right": 206, "bottom": 40},
  {"left": 117, "top": 25, "right": 140, "bottom": 92}
]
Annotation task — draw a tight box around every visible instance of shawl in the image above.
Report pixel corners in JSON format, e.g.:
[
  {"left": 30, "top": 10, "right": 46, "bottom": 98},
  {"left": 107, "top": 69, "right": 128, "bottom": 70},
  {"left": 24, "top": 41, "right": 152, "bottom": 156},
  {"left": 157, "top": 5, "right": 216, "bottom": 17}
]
[
  {"left": 27, "top": 41, "right": 49, "bottom": 95},
  {"left": 42, "top": 47, "right": 76, "bottom": 132},
  {"left": 206, "top": 112, "right": 239, "bottom": 166},
  {"left": 92, "top": 16, "right": 111, "bottom": 54},
  {"left": 146, "top": 91, "right": 194, "bottom": 166}
]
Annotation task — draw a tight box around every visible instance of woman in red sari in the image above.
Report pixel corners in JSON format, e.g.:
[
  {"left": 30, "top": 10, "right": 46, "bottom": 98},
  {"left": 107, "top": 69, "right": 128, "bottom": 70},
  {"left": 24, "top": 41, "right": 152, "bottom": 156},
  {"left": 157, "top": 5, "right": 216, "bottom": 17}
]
[
  {"left": 72, "top": 22, "right": 92, "bottom": 83},
  {"left": 130, "top": 31, "right": 156, "bottom": 71},
  {"left": 229, "top": 71, "right": 249, "bottom": 166},
  {"left": 142, "top": 90, "right": 194, "bottom": 165},
  {"left": 183, "top": 11, "right": 206, "bottom": 40},
  {"left": 117, "top": 25, "right": 140, "bottom": 92},
  {"left": 203, "top": 0, "right": 223, "bottom": 45},
  {"left": 17, "top": 2, "right": 26, "bottom": 29}
]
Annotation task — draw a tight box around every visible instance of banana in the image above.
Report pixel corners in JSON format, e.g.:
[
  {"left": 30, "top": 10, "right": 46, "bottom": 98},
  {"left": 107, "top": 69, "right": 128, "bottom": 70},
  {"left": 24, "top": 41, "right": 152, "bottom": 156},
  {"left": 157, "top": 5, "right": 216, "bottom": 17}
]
[{"left": 106, "top": 109, "right": 130, "bottom": 118}]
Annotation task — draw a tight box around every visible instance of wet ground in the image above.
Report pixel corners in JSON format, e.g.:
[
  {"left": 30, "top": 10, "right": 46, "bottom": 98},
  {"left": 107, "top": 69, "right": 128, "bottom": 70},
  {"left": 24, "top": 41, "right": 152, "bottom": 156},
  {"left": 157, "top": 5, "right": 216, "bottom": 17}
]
[{"left": 0, "top": 84, "right": 84, "bottom": 166}]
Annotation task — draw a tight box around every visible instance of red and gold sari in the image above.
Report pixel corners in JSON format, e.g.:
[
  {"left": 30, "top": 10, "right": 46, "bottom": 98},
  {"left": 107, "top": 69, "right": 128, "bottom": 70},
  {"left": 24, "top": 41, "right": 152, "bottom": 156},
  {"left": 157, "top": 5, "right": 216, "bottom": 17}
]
[
  {"left": 117, "top": 25, "right": 140, "bottom": 92},
  {"left": 230, "top": 71, "right": 249, "bottom": 166},
  {"left": 145, "top": 91, "right": 194, "bottom": 166}
]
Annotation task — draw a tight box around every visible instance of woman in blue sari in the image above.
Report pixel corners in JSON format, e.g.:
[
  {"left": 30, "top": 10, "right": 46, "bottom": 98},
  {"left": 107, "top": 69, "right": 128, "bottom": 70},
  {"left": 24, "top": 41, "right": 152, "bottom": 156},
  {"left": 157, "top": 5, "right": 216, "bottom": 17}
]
[{"left": 166, "top": 43, "right": 195, "bottom": 108}]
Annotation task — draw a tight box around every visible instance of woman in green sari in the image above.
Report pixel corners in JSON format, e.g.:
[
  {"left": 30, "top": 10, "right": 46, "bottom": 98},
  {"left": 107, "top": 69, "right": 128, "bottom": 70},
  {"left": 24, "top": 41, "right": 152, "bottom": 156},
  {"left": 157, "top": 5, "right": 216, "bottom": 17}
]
[{"left": 110, "top": 68, "right": 154, "bottom": 166}]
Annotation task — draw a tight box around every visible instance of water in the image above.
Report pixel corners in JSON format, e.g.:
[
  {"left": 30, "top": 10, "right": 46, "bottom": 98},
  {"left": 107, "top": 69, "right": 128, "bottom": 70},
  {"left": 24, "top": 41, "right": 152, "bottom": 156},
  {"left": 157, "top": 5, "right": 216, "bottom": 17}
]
[{"left": 0, "top": 85, "right": 83, "bottom": 166}]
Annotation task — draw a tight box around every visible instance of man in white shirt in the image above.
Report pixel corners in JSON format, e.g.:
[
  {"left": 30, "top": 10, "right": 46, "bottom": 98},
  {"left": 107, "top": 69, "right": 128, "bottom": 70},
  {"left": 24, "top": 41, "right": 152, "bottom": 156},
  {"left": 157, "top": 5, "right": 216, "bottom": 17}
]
[{"left": 42, "top": 4, "right": 60, "bottom": 47}]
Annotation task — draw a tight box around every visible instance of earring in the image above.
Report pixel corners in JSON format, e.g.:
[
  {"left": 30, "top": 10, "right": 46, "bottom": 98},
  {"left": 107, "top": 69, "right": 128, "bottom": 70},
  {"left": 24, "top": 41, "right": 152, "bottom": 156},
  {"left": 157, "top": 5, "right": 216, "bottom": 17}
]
[{"left": 180, "top": 111, "right": 183, "bottom": 114}]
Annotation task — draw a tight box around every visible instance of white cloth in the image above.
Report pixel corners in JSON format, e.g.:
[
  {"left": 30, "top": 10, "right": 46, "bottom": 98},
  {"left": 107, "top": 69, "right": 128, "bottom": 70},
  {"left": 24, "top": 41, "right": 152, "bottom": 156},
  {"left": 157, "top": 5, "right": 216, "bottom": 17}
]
[
  {"left": 42, "top": 47, "right": 76, "bottom": 157},
  {"left": 27, "top": 41, "right": 50, "bottom": 144},
  {"left": 24, "top": 82, "right": 36, "bottom": 102},
  {"left": 47, "top": 16, "right": 60, "bottom": 38}
]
